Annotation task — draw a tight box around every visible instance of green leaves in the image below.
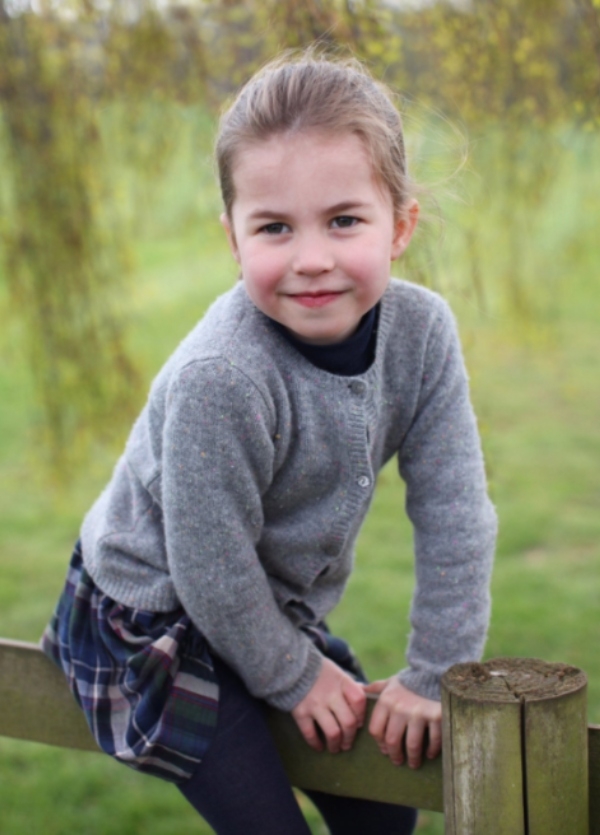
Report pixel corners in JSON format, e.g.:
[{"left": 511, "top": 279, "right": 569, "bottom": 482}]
[{"left": 0, "top": 0, "right": 598, "bottom": 476}]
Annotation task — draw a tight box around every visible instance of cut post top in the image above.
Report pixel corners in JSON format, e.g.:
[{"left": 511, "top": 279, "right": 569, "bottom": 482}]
[{"left": 442, "top": 657, "right": 587, "bottom": 704}]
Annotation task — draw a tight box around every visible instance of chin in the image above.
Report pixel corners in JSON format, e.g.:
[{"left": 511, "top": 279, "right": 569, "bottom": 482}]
[{"left": 302, "top": 332, "right": 346, "bottom": 346}]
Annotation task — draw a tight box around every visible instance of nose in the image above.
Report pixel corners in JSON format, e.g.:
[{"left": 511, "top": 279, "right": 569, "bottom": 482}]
[{"left": 291, "top": 231, "right": 335, "bottom": 276}]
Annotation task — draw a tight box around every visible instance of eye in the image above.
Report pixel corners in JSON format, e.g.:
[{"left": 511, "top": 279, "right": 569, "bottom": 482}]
[
  {"left": 260, "top": 222, "right": 289, "bottom": 235},
  {"left": 331, "top": 215, "right": 359, "bottom": 229}
]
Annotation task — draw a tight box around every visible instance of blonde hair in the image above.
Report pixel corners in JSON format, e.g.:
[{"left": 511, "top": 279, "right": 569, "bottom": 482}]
[{"left": 216, "top": 51, "right": 413, "bottom": 219}]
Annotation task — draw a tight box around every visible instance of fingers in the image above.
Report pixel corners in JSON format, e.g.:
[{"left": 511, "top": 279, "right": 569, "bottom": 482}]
[
  {"left": 370, "top": 704, "right": 429, "bottom": 767},
  {"left": 293, "top": 699, "right": 361, "bottom": 754},
  {"left": 321, "top": 682, "right": 366, "bottom": 753},
  {"left": 320, "top": 698, "right": 360, "bottom": 753},
  {"left": 363, "top": 679, "right": 388, "bottom": 696},
  {"left": 369, "top": 699, "right": 410, "bottom": 764},
  {"left": 291, "top": 662, "right": 367, "bottom": 754},
  {"left": 368, "top": 696, "right": 392, "bottom": 752},
  {"left": 293, "top": 671, "right": 443, "bottom": 765},
  {"left": 367, "top": 679, "right": 442, "bottom": 769},
  {"left": 404, "top": 714, "right": 427, "bottom": 768},
  {"left": 343, "top": 680, "right": 367, "bottom": 728},
  {"left": 426, "top": 717, "right": 443, "bottom": 760},
  {"left": 293, "top": 713, "right": 324, "bottom": 752}
]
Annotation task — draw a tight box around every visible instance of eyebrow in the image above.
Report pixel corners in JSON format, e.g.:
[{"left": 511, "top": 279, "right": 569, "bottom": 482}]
[
  {"left": 247, "top": 201, "right": 371, "bottom": 222},
  {"left": 247, "top": 210, "right": 289, "bottom": 222},
  {"left": 326, "top": 201, "right": 370, "bottom": 214}
]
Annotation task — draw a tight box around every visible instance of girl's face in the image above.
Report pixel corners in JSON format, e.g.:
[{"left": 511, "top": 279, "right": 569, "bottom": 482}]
[{"left": 221, "top": 130, "right": 418, "bottom": 345}]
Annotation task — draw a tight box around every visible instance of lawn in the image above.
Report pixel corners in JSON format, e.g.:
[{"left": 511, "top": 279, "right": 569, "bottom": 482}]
[{"left": 0, "top": 114, "right": 598, "bottom": 834}]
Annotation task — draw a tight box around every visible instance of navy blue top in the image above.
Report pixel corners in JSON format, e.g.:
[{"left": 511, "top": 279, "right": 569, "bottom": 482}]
[{"left": 269, "top": 304, "right": 379, "bottom": 376}]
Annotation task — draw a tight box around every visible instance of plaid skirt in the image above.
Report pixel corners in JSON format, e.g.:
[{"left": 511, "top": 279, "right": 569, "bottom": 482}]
[
  {"left": 41, "top": 542, "right": 219, "bottom": 783},
  {"left": 42, "top": 542, "right": 366, "bottom": 785}
]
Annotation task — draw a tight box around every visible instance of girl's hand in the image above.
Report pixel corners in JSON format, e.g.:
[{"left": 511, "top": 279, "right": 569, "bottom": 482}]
[
  {"left": 364, "top": 677, "right": 442, "bottom": 769},
  {"left": 291, "top": 658, "right": 367, "bottom": 754}
]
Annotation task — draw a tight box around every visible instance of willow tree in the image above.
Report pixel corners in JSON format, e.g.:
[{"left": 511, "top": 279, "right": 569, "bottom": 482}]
[
  {"left": 0, "top": 2, "right": 208, "bottom": 473},
  {"left": 0, "top": 10, "right": 134, "bottom": 472},
  {"left": 0, "top": 0, "right": 598, "bottom": 474},
  {"left": 0, "top": 0, "right": 401, "bottom": 474},
  {"left": 383, "top": 0, "right": 600, "bottom": 319}
]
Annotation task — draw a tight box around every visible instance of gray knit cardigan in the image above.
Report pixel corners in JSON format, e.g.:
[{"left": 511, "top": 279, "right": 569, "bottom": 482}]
[{"left": 81, "top": 278, "right": 497, "bottom": 711}]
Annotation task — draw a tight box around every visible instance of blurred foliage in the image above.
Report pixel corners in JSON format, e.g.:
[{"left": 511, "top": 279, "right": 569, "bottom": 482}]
[
  {"left": 0, "top": 0, "right": 599, "bottom": 474},
  {"left": 0, "top": 11, "right": 140, "bottom": 474}
]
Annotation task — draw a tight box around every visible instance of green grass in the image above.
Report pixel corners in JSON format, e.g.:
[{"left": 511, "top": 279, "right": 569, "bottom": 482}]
[{"left": 1, "top": 119, "right": 599, "bottom": 834}]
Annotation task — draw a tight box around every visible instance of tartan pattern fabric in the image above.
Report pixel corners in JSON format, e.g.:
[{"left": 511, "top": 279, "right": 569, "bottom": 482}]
[
  {"left": 41, "top": 542, "right": 218, "bottom": 783},
  {"left": 41, "top": 544, "right": 367, "bottom": 786}
]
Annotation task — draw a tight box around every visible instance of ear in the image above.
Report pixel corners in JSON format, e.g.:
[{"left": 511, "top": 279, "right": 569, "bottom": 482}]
[
  {"left": 220, "top": 212, "right": 240, "bottom": 263},
  {"left": 391, "top": 199, "right": 419, "bottom": 261}
]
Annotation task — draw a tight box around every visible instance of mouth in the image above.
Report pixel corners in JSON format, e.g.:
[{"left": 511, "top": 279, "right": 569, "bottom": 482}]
[{"left": 287, "top": 291, "right": 345, "bottom": 309}]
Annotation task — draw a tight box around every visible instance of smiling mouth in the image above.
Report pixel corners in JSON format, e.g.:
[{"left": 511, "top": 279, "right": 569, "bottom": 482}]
[{"left": 288, "top": 291, "right": 345, "bottom": 309}]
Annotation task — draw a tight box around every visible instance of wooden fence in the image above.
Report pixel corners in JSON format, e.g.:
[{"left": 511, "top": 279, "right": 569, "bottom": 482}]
[{"left": 1, "top": 638, "right": 599, "bottom": 833}]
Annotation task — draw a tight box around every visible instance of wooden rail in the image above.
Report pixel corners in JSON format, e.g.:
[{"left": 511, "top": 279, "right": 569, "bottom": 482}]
[
  {"left": 2, "top": 639, "right": 600, "bottom": 832},
  {"left": 0, "top": 638, "right": 443, "bottom": 811}
]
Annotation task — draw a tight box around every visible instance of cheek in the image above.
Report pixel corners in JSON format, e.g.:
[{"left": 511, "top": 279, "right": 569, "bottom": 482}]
[
  {"left": 347, "top": 248, "right": 390, "bottom": 288},
  {"left": 245, "top": 274, "right": 275, "bottom": 303},
  {"left": 240, "top": 256, "right": 284, "bottom": 309},
  {"left": 241, "top": 245, "right": 285, "bottom": 286}
]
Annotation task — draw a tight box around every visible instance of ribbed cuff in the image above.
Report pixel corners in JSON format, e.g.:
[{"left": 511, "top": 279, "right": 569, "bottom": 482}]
[
  {"left": 265, "top": 642, "right": 324, "bottom": 711},
  {"left": 397, "top": 667, "right": 442, "bottom": 702}
]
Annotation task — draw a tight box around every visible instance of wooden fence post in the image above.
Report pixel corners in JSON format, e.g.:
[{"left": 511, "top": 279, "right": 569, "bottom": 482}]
[{"left": 442, "top": 657, "right": 588, "bottom": 835}]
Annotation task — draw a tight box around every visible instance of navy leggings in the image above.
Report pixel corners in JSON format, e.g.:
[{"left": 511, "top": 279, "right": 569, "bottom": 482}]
[{"left": 178, "top": 656, "right": 417, "bottom": 835}]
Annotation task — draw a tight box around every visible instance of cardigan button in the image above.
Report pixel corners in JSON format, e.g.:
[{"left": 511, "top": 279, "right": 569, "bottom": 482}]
[
  {"left": 349, "top": 380, "right": 366, "bottom": 395},
  {"left": 357, "top": 475, "right": 371, "bottom": 488}
]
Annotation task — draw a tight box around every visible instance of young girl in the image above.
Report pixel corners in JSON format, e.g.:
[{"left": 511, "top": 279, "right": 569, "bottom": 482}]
[{"left": 42, "top": 52, "right": 497, "bottom": 835}]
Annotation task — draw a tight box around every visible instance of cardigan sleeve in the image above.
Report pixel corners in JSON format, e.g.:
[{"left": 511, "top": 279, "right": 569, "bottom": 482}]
[
  {"left": 396, "top": 300, "right": 497, "bottom": 701},
  {"left": 162, "top": 358, "right": 322, "bottom": 711}
]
